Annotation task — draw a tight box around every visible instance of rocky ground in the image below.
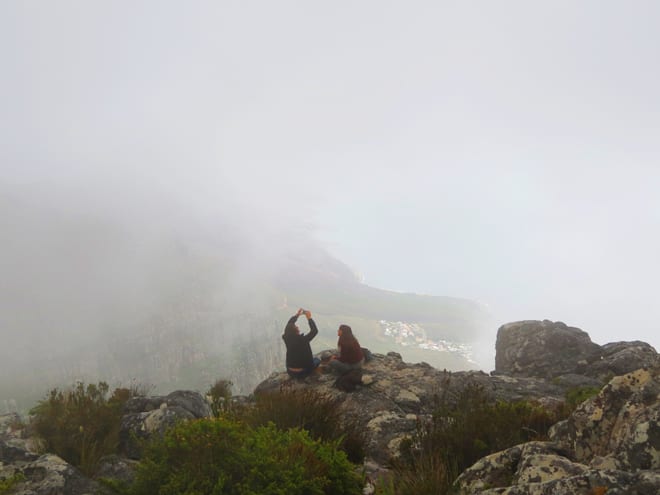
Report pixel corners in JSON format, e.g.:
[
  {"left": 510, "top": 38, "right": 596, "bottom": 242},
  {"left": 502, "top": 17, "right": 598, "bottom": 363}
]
[{"left": 1, "top": 319, "right": 658, "bottom": 494}]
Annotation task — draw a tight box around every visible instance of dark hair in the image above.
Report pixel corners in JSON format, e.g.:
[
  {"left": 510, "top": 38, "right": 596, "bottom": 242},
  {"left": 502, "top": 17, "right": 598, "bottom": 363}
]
[
  {"left": 283, "top": 319, "right": 299, "bottom": 339},
  {"left": 339, "top": 324, "right": 352, "bottom": 336},
  {"left": 338, "top": 324, "right": 359, "bottom": 347}
]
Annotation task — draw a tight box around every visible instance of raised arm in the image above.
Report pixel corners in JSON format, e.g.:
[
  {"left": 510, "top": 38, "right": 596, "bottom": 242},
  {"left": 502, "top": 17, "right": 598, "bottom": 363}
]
[
  {"left": 302, "top": 309, "right": 318, "bottom": 342},
  {"left": 282, "top": 308, "right": 303, "bottom": 338}
]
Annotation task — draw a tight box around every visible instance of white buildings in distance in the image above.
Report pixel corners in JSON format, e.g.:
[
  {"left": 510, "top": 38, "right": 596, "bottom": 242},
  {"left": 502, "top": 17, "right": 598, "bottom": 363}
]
[{"left": 379, "top": 320, "right": 474, "bottom": 363}]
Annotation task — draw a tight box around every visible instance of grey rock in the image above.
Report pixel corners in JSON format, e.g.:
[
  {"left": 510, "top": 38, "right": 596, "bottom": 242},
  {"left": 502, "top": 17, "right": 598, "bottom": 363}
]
[
  {"left": 0, "top": 443, "right": 109, "bottom": 495},
  {"left": 0, "top": 413, "right": 22, "bottom": 437},
  {"left": 122, "top": 390, "right": 211, "bottom": 418},
  {"left": 494, "top": 321, "right": 660, "bottom": 385},
  {"left": 164, "top": 390, "right": 211, "bottom": 419},
  {"left": 586, "top": 341, "right": 660, "bottom": 381},
  {"left": 1, "top": 439, "right": 39, "bottom": 464},
  {"left": 122, "top": 396, "right": 167, "bottom": 415},
  {"left": 477, "top": 469, "right": 660, "bottom": 495},
  {"left": 119, "top": 405, "right": 195, "bottom": 459},
  {"left": 13, "top": 454, "right": 108, "bottom": 495},
  {"left": 549, "top": 366, "right": 660, "bottom": 471},
  {"left": 495, "top": 320, "right": 601, "bottom": 378},
  {"left": 118, "top": 391, "right": 208, "bottom": 459},
  {"left": 95, "top": 454, "right": 139, "bottom": 485},
  {"left": 453, "top": 444, "right": 523, "bottom": 492},
  {"left": 551, "top": 373, "right": 603, "bottom": 390}
]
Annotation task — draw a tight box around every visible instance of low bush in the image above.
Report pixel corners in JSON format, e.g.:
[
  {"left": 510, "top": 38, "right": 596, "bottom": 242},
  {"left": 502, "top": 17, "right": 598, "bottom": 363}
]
[
  {"left": 30, "top": 381, "right": 142, "bottom": 475},
  {"left": 245, "top": 386, "right": 367, "bottom": 463},
  {"left": 127, "top": 417, "right": 364, "bottom": 495},
  {"left": 378, "top": 449, "right": 456, "bottom": 495},
  {"left": 565, "top": 385, "right": 601, "bottom": 410},
  {"left": 380, "top": 383, "right": 570, "bottom": 495}
]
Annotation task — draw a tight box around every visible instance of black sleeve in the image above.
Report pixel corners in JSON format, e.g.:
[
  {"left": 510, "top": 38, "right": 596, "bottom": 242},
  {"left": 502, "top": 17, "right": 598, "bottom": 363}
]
[{"left": 304, "top": 318, "right": 318, "bottom": 342}]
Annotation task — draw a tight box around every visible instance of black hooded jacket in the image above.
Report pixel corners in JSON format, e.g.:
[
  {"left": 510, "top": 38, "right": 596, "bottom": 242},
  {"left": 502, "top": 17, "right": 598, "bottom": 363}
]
[{"left": 282, "top": 315, "right": 318, "bottom": 369}]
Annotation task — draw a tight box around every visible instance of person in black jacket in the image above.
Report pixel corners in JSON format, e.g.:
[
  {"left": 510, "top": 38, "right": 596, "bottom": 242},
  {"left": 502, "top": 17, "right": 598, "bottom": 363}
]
[{"left": 282, "top": 308, "right": 320, "bottom": 378}]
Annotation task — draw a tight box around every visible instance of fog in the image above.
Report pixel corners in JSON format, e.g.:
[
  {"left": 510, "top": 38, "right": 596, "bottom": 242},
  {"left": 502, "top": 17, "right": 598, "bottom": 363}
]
[{"left": 2, "top": 0, "right": 659, "bottom": 395}]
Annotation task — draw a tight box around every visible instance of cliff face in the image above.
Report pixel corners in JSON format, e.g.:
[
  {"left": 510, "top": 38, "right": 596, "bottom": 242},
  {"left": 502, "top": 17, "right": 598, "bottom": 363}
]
[{"left": 1, "top": 320, "right": 658, "bottom": 494}]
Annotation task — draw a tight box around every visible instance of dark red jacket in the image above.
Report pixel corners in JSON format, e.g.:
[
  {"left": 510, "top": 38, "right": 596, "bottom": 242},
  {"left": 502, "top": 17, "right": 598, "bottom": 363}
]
[{"left": 338, "top": 338, "right": 364, "bottom": 364}]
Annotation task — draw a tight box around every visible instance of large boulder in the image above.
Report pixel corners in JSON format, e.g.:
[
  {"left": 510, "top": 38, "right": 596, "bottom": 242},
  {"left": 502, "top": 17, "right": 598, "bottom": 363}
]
[
  {"left": 495, "top": 320, "right": 601, "bottom": 378},
  {"left": 494, "top": 320, "right": 660, "bottom": 381}
]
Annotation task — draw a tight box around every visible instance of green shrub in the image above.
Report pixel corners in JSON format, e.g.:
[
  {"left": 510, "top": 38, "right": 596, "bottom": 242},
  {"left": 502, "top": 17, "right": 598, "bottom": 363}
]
[
  {"left": 127, "top": 417, "right": 364, "bottom": 495},
  {"left": 30, "top": 381, "right": 141, "bottom": 475},
  {"left": 565, "top": 386, "right": 601, "bottom": 410},
  {"left": 0, "top": 473, "right": 25, "bottom": 494},
  {"left": 246, "top": 387, "right": 367, "bottom": 463}
]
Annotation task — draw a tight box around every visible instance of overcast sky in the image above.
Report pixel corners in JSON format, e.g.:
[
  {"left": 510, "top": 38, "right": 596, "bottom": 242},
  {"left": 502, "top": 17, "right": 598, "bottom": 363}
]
[{"left": 1, "top": 1, "right": 659, "bottom": 350}]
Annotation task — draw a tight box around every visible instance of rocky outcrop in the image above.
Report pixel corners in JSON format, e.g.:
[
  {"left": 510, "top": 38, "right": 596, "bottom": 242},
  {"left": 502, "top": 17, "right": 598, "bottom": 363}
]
[
  {"left": 256, "top": 322, "right": 659, "bottom": 492},
  {"left": 455, "top": 365, "right": 660, "bottom": 494},
  {"left": 550, "top": 366, "right": 660, "bottom": 471},
  {"left": 456, "top": 321, "right": 660, "bottom": 494},
  {"left": 0, "top": 438, "right": 109, "bottom": 495},
  {"left": 0, "top": 392, "right": 211, "bottom": 494},
  {"left": 495, "top": 320, "right": 660, "bottom": 382},
  {"left": 119, "top": 390, "right": 211, "bottom": 459},
  {"left": 255, "top": 350, "right": 578, "bottom": 467},
  {"left": 2, "top": 452, "right": 109, "bottom": 495}
]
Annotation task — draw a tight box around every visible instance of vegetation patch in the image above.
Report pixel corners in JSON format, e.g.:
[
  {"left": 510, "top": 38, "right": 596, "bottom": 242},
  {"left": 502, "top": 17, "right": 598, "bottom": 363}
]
[
  {"left": 564, "top": 385, "right": 601, "bottom": 410},
  {"left": 29, "top": 381, "right": 143, "bottom": 476},
  {"left": 125, "top": 417, "right": 363, "bottom": 495},
  {"left": 379, "top": 382, "right": 572, "bottom": 494},
  {"left": 207, "top": 379, "right": 234, "bottom": 417},
  {"left": 244, "top": 386, "right": 367, "bottom": 463},
  {"left": 0, "top": 473, "right": 25, "bottom": 494}
]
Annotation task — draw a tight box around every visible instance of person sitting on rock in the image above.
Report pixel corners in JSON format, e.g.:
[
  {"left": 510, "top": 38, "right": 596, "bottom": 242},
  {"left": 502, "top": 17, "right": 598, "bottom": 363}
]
[
  {"left": 328, "top": 324, "right": 365, "bottom": 374},
  {"left": 282, "top": 308, "right": 320, "bottom": 378}
]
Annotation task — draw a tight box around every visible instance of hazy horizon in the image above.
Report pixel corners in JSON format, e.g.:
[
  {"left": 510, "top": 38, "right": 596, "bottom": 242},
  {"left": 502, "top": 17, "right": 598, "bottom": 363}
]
[{"left": 2, "top": 0, "right": 659, "bottom": 376}]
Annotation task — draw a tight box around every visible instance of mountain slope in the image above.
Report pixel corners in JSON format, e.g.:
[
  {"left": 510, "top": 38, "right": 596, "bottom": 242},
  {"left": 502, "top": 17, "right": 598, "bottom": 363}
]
[{"left": 1, "top": 185, "right": 491, "bottom": 410}]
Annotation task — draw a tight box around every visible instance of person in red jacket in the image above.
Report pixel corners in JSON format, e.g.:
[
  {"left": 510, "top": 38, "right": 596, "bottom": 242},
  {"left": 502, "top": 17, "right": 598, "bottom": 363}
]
[{"left": 328, "top": 324, "right": 364, "bottom": 374}]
